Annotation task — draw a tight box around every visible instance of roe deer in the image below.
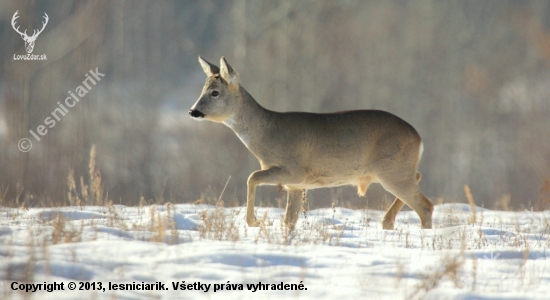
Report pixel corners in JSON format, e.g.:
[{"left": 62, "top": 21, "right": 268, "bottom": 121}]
[{"left": 189, "top": 56, "right": 434, "bottom": 230}]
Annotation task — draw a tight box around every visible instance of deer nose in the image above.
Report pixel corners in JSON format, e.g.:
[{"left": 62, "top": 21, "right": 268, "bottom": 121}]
[{"left": 189, "top": 109, "right": 205, "bottom": 118}]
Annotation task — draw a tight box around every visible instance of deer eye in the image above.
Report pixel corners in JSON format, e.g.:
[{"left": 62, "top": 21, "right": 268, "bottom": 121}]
[{"left": 211, "top": 91, "right": 219, "bottom": 97}]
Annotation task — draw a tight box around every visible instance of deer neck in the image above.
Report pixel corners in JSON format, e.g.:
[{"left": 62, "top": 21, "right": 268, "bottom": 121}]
[{"left": 223, "top": 85, "right": 272, "bottom": 148}]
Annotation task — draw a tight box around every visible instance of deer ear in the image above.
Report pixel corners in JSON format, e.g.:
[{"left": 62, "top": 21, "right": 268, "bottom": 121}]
[
  {"left": 198, "top": 56, "right": 220, "bottom": 77},
  {"left": 220, "top": 57, "right": 239, "bottom": 86}
]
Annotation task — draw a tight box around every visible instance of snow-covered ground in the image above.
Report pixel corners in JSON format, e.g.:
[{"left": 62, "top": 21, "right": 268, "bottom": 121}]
[{"left": 0, "top": 203, "right": 549, "bottom": 299}]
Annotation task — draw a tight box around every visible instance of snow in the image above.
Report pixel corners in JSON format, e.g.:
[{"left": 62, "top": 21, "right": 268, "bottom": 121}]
[{"left": 0, "top": 203, "right": 549, "bottom": 299}]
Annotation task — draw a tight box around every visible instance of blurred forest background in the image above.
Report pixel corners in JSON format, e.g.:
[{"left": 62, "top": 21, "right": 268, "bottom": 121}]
[{"left": 0, "top": 0, "right": 549, "bottom": 211}]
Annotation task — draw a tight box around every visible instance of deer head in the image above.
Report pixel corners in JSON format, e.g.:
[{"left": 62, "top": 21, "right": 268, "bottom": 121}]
[{"left": 11, "top": 11, "right": 49, "bottom": 54}]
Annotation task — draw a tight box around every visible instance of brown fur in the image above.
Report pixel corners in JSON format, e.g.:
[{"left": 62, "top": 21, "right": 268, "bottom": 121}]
[{"left": 190, "top": 56, "right": 434, "bottom": 230}]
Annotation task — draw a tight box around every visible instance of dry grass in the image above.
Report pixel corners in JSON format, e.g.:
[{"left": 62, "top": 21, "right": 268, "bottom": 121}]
[
  {"left": 464, "top": 185, "right": 476, "bottom": 225},
  {"left": 149, "top": 206, "right": 166, "bottom": 243},
  {"left": 1, "top": 193, "right": 549, "bottom": 299},
  {"left": 67, "top": 145, "right": 104, "bottom": 207},
  {"left": 51, "top": 214, "right": 83, "bottom": 244},
  {"left": 198, "top": 206, "right": 240, "bottom": 242},
  {"left": 1, "top": 147, "right": 549, "bottom": 299},
  {"left": 408, "top": 254, "right": 465, "bottom": 299},
  {"left": 106, "top": 200, "right": 127, "bottom": 230}
]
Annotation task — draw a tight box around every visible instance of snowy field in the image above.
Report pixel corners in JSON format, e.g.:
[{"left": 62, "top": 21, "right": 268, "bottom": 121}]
[{"left": 0, "top": 203, "right": 549, "bottom": 299}]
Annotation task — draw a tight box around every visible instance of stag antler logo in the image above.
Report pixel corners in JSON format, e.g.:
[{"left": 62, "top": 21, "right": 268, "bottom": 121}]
[{"left": 11, "top": 10, "right": 49, "bottom": 54}]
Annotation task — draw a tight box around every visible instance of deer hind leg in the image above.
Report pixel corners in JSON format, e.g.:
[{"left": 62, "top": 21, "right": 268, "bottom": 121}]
[
  {"left": 381, "top": 172, "right": 423, "bottom": 229},
  {"left": 382, "top": 198, "right": 405, "bottom": 230},
  {"left": 246, "top": 167, "right": 301, "bottom": 227},
  {"left": 417, "top": 191, "right": 434, "bottom": 228},
  {"left": 379, "top": 175, "right": 434, "bottom": 229},
  {"left": 285, "top": 189, "right": 303, "bottom": 230}
]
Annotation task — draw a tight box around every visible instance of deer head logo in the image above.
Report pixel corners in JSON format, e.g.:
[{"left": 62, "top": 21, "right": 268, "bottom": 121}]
[{"left": 11, "top": 11, "right": 49, "bottom": 54}]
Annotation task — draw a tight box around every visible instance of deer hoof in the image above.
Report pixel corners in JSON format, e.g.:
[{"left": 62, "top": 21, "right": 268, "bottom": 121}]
[
  {"left": 382, "top": 219, "right": 394, "bottom": 230},
  {"left": 246, "top": 218, "right": 260, "bottom": 227}
]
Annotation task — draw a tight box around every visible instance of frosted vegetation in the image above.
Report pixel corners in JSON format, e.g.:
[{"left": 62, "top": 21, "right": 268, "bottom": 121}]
[{"left": 0, "top": 202, "right": 548, "bottom": 299}]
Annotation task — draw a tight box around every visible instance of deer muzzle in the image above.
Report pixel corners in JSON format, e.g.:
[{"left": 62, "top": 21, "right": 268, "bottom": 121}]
[{"left": 189, "top": 109, "right": 205, "bottom": 118}]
